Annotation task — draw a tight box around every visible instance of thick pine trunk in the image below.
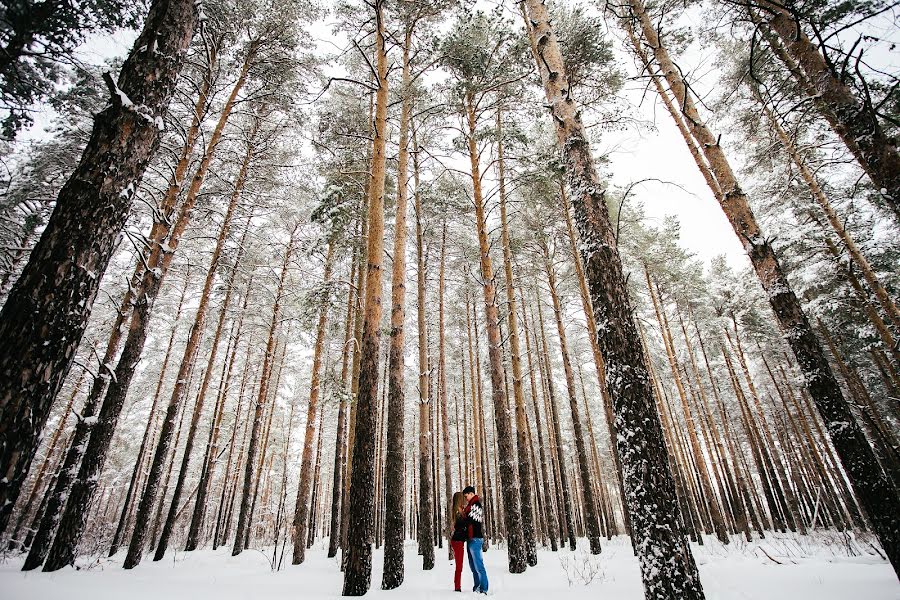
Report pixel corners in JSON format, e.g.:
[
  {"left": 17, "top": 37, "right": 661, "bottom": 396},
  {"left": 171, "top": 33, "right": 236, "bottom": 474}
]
[
  {"left": 523, "top": 1, "right": 705, "bottom": 596},
  {"left": 0, "top": 0, "right": 197, "bottom": 533},
  {"left": 342, "top": 1, "right": 388, "bottom": 592},
  {"left": 382, "top": 34, "right": 411, "bottom": 586},
  {"left": 559, "top": 184, "right": 630, "bottom": 536}
]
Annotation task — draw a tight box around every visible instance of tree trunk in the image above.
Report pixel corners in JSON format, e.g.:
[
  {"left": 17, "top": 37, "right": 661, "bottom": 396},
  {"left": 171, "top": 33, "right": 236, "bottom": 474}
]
[
  {"left": 755, "top": 3, "right": 900, "bottom": 219},
  {"left": 382, "top": 30, "right": 411, "bottom": 586},
  {"left": 231, "top": 229, "right": 296, "bottom": 556},
  {"left": 523, "top": 2, "right": 705, "bottom": 596},
  {"left": 414, "top": 127, "right": 435, "bottom": 571},
  {"left": 756, "top": 93, "right": 900, "bottom": 333},
  {"left": 185, "top": 216, "right": 254, "bottom": 551},
  {"left": 0, "top": 0, "right": 198, "bottom": 533},
  {"left": 343, "top": 0, "right": 388, "bottom": 592},
  {"left": 497, "top": 112, "right": 538, "bottom": 566},
  {"left": 292, "top": 243, "right": 335, "bottom": 564},
  {"left": 108, "top": 270, "right": 191, "bottom": 557},
  {"left": 464, "top": 90, "right": 526, "bottom": 573},
  {"left": 558, "top": 183, "right": 630, "bottom": 536},
  {"left": 541, "top": 243, "right": 603, "bottom": 554},
  {"left": 519, "top": 297, "right": 560, "bottom": 551},
  {"left": 534, "top": 295, "right": 575, "bottom": 550}
]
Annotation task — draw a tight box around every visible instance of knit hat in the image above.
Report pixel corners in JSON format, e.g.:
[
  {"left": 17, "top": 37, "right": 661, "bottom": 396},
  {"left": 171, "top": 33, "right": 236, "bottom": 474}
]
[{"left": 462, "top": 485, "right": 476, "bottom": 495}]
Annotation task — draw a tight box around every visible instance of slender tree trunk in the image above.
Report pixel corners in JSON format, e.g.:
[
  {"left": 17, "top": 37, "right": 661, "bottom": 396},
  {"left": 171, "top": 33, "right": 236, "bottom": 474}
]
[
  {"left": 108, "top": 271, "right": 191, "bottom": 557},
  {"left": 292, "top": 243, "right": 335, "bottom": 564},
  {"left": 520, "top": 297, "right": 559, "bottom": 551},
  {"left": 414, "top": 128, "right": 435, "bottom": 571},
  {"left": 523, "top": 2, "right": 705, "bottom": 596},
  {"left": 124, "top": 117, "right": 257, "bottom": 568},
  {"left": 438, "top": 225, "right": 454, "bottom": 560},
  {"left": 756, "top": 94, "right": 900, "bottom": 332},
  {"left": 541, "top": 243, "right": 602, "bottom": 554},
  {"left": 231, "top": 230, "right": 296, "bottom": 556},
  {"left": 463, "top": 90, "right": 526, "bottom": 574},
  {"left": 497, "top": 112, "right": 538, "bottom": 566},
  {"left": 185, "top": 218, "right": 254, "bottom": 551},
  {"left": 535, "top": 295, "right": 576, "bottom": 550},
  {"left": 0, "top": 0, "right": 198, "bottom": 531}
]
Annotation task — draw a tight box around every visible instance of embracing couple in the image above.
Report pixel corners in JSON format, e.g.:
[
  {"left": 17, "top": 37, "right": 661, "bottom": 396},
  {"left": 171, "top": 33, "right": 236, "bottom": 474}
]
[{"left": 450, "top": 485, "right": 489, "bottom": 594}]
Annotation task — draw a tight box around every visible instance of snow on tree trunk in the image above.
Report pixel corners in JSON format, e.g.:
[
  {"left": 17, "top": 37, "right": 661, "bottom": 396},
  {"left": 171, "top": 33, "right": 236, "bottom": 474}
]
[
  {"left": 0, "top": 0, "right": 198, "bottom": 535},
  {"left": 522, "top": 1, "right": 705, "bottom": 597}
]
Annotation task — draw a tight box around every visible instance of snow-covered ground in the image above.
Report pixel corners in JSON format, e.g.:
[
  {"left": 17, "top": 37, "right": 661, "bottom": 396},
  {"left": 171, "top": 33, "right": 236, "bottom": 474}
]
[{"left": 2, "top": 533, "right": 897, "bottom": 599}]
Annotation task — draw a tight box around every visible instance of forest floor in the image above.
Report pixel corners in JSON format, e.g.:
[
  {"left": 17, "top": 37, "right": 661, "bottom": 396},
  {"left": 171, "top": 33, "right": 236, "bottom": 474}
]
[{"left": 1, "top": 532, "right": 897, "bottom": 599}]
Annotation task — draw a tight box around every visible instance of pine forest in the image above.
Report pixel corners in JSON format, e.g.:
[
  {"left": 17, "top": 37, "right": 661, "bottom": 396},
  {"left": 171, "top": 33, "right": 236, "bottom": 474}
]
[{"left": 0, "top": 0, "right": 898, "bottom": 598}]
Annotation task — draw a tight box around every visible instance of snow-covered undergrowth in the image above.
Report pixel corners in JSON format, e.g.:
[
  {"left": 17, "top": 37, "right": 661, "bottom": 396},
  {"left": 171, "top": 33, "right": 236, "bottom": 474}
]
[{"left": 1, "top": 533, "right": 896, "bottom": 599}]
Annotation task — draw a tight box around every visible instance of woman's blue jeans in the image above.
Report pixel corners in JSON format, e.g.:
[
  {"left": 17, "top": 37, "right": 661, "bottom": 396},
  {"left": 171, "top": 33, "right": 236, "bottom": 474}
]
[{"left": 467, "top": 538, "right": 488, "bottom": 592}]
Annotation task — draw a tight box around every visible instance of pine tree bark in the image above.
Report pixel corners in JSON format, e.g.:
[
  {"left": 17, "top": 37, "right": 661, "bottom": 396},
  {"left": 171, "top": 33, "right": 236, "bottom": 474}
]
[
  {"left": 382, "top": 30, "right": 411, "bottom": 586},
  {"left": 0, "top": 0, "right": 198, "bottom": 533},
  {"left": 754, "top": 2, "right": 900, "bottom": 219},
  {"left": 343, "top": 1, "right": 388, "bottom": 592},
  {"left": 231, "top": 228, "right": 297, "bottom": 557},
  {"left": 464, "top": 89, "right": 526, "bottom": 574},
  {"left": 628, "top": 0, "right": 900, "bottom": 572},
  {"left": 540, "top": 242, "right": 602, "bottom": 554},
  {"left": 558, "top": 183, "right": 630, "bottom": 536},
  {"left": 496, "top": 112, "right": 538, "bottom": 566},
  {"left": 292, "top": 243, "right": 335, "bottom": 564},
  {"left": 523, "top": 1, "right": 705, "bottom": 596}
]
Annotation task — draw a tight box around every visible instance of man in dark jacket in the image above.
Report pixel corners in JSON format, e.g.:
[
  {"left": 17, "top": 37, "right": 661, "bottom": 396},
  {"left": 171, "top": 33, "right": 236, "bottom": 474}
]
[{"left": 462, "top": 485, "right": 488, "bottom": 594}]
